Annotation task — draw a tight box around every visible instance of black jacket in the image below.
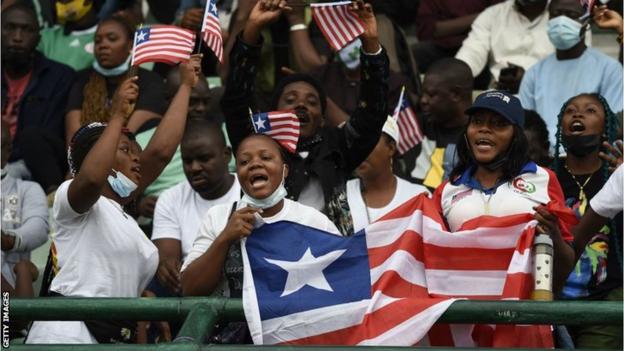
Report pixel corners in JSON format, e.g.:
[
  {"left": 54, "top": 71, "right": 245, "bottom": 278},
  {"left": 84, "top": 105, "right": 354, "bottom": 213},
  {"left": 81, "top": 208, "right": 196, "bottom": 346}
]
[
  {"left": 2, "top": 52, "right": 75, "bottom": 160},
  {"left": 221, "top": 36, "right": 389, "bottom": 235}
]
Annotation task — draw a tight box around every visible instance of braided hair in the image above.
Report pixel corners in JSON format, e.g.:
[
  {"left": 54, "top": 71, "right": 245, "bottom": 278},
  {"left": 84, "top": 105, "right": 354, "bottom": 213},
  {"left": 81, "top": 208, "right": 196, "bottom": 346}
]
[
  {"left": 67, "top": 122, "right": 135, "bottom": 176},
  {"left": 81, "top": 15, "right": 135, "bottom": 126},
  {"left": 552, "top": 93, "right": 618, "bottom": 180}
]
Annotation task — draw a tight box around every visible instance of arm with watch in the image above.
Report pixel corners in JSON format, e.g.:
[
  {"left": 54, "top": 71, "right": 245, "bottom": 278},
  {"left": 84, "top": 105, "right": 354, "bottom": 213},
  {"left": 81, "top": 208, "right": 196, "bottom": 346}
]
[{"left": 286, "top": 4, "right": 329, "bottom": 72}]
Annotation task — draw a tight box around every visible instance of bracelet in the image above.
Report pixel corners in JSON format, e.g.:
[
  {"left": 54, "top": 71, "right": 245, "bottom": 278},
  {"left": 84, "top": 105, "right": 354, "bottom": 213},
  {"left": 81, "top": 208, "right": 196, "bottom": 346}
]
[
  {"left": 361, "top": 45, "right": 383, "bottom": 56},
  {"left": 290, "top": 23, "right": 307, "bottom": 32}
]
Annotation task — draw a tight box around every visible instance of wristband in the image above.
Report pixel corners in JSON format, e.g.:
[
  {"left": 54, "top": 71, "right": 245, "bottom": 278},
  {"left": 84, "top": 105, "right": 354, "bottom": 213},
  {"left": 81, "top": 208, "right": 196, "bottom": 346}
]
[
  {"left": 290, "top": 24, "right": 307, "bottom": 32},
  {"left": 361, "top": 45, "right": 383, "bottom": 56}
]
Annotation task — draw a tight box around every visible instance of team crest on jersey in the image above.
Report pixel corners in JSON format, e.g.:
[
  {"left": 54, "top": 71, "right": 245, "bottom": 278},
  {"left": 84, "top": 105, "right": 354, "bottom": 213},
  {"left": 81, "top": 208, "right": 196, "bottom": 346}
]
[
  {"left": 450, "top": 189, "right": 473, "bottom": 206},
  {"left": 512, "top": 178, "right": 536, "bottom": 193}
]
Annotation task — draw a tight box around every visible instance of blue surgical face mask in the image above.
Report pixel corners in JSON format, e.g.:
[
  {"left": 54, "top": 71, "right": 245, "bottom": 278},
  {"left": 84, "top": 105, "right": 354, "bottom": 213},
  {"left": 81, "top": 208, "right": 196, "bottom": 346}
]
[
  {"left": 241, "top": 166, "right": 288, "bottom": 209},
  {"left": 93, "top": 56, "right": 130, "bottom": 77},
  {"left": 107, "top": 169, "right": 138, "bottom": 198},
  {"left": 547, "top": 16, "right": 584, "bottom": 50}
]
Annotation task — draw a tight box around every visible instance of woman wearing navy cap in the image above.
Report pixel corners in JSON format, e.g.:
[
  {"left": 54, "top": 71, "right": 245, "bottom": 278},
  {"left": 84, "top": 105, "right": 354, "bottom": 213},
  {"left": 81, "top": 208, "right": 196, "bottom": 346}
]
[{"left": 432, "top": 90, "right": 575, "bottom": 293}]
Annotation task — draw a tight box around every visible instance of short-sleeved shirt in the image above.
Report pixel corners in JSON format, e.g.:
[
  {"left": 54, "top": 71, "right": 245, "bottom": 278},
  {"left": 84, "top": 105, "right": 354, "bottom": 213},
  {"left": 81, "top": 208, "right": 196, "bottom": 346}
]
[
  {"left": 27, "top": 179, "right": 158, "bottom": 343},
  {"left": 152, "top": 176, "right": 240, "bottom": 261},
  {"left": 66, "top": 67, "right": 167, "bottom": 117},
  {"left": 346, "top": 176, "right": 430, "bottom": 233},
  {"left": 37, "top": 25, "right": 97, "bottom": 71},
  {"left": 181, "top": 199, "right": 340, "bottom": 297},
  {"left": 519, "top": 48, "right": 623, "bottom": 150},
  {"left": 591, "top": 165, "right": 623, "bottom": 219}
]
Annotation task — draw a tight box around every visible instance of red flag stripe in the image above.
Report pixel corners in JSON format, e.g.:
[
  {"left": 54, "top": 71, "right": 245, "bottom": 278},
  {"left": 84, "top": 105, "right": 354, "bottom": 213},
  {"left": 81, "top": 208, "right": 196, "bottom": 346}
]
[
  {"left": 311, "top": 2, "right": 364, "bottom": 51},
  {"left": 282, "top": 298, "right": 449, "bottom": 345}
]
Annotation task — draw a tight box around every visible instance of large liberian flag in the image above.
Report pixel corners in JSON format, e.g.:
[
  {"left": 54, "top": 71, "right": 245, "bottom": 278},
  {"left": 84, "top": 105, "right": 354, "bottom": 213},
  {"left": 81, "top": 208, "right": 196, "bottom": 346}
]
[{"left": 242, "top": 195, "right": 558, "bottom": 347}]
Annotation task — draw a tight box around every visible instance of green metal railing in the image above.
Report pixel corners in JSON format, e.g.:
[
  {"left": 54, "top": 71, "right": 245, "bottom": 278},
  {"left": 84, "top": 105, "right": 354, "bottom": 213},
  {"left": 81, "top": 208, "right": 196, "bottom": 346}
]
[{"left": 8, "top": 298, "right": 623, "bottom": 350}]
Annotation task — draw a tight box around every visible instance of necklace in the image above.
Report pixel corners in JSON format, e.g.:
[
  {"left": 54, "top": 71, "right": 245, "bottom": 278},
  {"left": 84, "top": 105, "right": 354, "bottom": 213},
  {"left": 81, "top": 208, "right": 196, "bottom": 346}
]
[{"left": 563, "top": 163, "right": 596, "bottom": 205}]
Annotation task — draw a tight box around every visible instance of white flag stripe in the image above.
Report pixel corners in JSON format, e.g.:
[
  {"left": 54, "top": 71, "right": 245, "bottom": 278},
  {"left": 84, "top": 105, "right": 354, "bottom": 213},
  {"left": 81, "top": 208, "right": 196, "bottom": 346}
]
[
  {"left": 425, "top": 269, "right": 507, "bottom": 296},
  {"left": 267, "top": 135, "right": 299, "bottom": 143},
  {"left": 370, "top": 250, "right": 427, "bottom": 287},
  {"left": 135, "top": 44, "right": 193, "bottom": 53},
  {"left": 150, "top": 27, "right": 195, "bottom": 38},
  {"left": 262, "top": 291, "right": 401, "bottom": 344},
  {"left": 357, "top": 299, "right": 456, "bottom": 346},
  {"left": 314, "top": 10, "right": 341, "bottom": 49},
  {"left": 139, "top": 35, "right": 194, "bottom": 46},
  {"left": 366, "top": 212, "right": 439, "bottom": 249},
  {"left": 266, "top": 127, "right": 299, "bottom": 135},
  {"left": 325, "top": 9, "right": 349, "bottom": 46},
  {"left": 407, "top": 110, "right": 423, "bottom": 139},
  {"left": 423, "top": 221, "right": 534, "bottom": 249},
  {"left": 134, "top": 51, "right": 190, "bottom": 62},
  {"left": 339, "top": 5, "right": 363, "bottom": 37},
  {"left": 507, "top": 248, "right": 532, "bottom": 274}
]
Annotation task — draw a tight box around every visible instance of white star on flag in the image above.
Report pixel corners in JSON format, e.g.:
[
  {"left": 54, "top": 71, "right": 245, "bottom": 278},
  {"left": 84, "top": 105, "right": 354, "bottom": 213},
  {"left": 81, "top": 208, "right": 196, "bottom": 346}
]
[
  {"left": 265, "top": 247, "right": 346, "bottom": 297},
  {"left": 137, "top": 30, "right": 147, "bottom": 42},
  {"left": 254, "top": 116, "right": 267, "bottom": 131}
]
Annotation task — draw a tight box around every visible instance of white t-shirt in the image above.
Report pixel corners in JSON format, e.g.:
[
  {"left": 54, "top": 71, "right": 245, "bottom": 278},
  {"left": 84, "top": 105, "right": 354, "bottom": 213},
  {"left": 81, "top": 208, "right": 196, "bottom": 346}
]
[
  {"left": 27, "top": 179, "right": 158, "bottom": 344},
  {"left": 181, "top": 199, "right": 340, "bottom": 296},
  {"left": 346, "top": 176, "right": 430, "bottom": 233},
  {"left": 152, "top": 176, "right": 240, "bottom": 261},
  {"left": 590, "top": 165, "right": 623, "bottom": 219}
]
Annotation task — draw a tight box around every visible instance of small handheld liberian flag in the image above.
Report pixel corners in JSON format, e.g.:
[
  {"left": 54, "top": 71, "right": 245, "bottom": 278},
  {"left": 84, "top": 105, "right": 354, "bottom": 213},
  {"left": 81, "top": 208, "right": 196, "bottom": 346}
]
[
  {"left": 131, "top": 25, "right": 195, "bottom": 66},
  {"left": 251, "top": 111, "right": 300, "bottom": 153},
  {"left": 393, "top": 87, "right": 423, "bottom": 154},
  {"left": 201, "top": 0, "right": 223, "bottom": 62},
  {"left": 311, "top": 1, "right": 364, "bottom": 51}
]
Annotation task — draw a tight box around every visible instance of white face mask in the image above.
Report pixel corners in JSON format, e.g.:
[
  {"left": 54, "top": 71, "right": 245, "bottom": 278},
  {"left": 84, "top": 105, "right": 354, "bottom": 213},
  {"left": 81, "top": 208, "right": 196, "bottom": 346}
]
[
  {"left": 107, "top": 169, "right": 138, "bottom": 198},
  {"left": 240, "top": 166, "right": 288, "bottom": 209},
  {"left": 92, "top": 55, "right": 130, "bottom": 77}
]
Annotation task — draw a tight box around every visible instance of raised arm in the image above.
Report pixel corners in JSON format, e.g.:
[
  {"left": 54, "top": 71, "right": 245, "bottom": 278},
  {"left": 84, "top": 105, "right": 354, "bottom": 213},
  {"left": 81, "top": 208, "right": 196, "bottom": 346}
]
[
  {"left": 137, "top": 56, "right": 201, "bottom": 193},
  {"left": 220, "top": 0, "right": 291, "bottom": 153},
  {"left": 336, "top": 1, "right": 389, "bottom": 173},
  {"left": 67, "top": 77, "right": 139, "bottom": 214}
]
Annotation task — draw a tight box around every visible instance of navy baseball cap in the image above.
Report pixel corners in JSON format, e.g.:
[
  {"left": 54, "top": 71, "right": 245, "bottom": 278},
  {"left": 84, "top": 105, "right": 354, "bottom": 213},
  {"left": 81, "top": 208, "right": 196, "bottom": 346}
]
[{"left": 465, "top": 90, "right": 524, "bottom": 127}]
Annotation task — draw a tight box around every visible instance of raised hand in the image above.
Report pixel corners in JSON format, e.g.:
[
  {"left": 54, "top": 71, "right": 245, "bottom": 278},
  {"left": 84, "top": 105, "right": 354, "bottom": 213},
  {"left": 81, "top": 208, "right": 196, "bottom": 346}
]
[
  {"left": 111, "top": 76, "right": 139, "bottom": 120},
  {"left": 243, "top": 0, "right": 292, "bottom": 44},
  {"left": 179, "top": 54, "right": 202, "bottom": 88},
  {"left": 593, "top": 5, "right": 623, "bottom": 34},
  {"left": 599, "top": 140, "right": 623, "bottom": 172},
  {"left": 349, "top": 0, "right": 379, "bottom": 53},
  {"left": 181, "top": 7, "right": 204, "bottom": 30}
]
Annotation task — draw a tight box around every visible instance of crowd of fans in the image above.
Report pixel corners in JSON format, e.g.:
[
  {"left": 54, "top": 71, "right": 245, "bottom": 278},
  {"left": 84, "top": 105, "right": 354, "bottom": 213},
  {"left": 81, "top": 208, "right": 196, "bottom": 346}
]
[{"left": 1, "top": 0, "right": 623, "bottom": 348}]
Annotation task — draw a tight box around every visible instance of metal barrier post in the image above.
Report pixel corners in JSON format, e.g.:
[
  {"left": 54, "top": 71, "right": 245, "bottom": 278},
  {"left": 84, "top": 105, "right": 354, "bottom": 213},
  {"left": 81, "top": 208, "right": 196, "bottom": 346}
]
[{"left": 173, "top": 303, "right": 219, "bottom": 344}]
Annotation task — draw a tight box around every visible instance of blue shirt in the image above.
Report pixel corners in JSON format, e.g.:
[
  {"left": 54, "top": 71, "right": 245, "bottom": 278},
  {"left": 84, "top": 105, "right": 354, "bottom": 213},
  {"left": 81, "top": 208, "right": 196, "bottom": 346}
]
[{"left": 519, "top": 47, "right": 623, "bottom": 150}]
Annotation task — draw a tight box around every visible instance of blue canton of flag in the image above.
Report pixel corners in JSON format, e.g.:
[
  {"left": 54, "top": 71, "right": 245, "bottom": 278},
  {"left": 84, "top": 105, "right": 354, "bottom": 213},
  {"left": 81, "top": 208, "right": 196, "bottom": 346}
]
[
  {"left": 252, "top": 113, "right": 271, "bottom": 133},
  {"left": 245, "top": 221, "right": 370, "bottom": 321},
  {"left": 136, "top": 28, "right": 150, "bottom": 44}
]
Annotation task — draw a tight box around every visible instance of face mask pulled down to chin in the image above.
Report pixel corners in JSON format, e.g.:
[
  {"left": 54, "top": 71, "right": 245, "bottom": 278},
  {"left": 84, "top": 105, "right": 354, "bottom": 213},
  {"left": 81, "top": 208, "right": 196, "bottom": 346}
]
[{"left": 561, "top": 134, "right": 602, "bottom": 157}]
